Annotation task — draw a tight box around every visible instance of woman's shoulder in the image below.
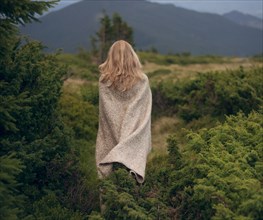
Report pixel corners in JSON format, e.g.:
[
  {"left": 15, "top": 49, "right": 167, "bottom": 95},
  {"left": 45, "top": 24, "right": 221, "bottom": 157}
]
[
  {"left": 99, "top": 73, "right": 148, "bottom": 84},
  {"left": 140, "top": 73, "right": 149, "bottom": 84},
  {"left": 141, "top": 73, "right": 150, "bottom": 87},
  {"left": 142, "top": 73, "right": 148, "bottom": 80}
]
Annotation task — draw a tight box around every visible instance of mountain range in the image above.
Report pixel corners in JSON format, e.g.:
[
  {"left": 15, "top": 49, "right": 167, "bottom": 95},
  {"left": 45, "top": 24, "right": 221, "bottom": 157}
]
[
  {"left": 20, "top": 0, "right": 263, "bottom": 56},
  {"left": 224, "top": 10, "right": 263, "bottom": 30}
]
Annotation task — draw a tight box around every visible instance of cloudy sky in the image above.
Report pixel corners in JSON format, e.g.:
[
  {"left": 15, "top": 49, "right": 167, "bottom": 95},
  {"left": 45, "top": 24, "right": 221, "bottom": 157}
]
[
  {"left": 50, "top": 0, "right": 263, "bottom": 18},
  {"left": 151, "top": 0, "right": 263, "bottom": 18}
]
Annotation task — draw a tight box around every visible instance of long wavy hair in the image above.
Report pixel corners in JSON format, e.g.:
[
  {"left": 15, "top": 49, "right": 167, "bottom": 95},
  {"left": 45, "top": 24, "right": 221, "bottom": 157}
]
[{"left": 99, "top": 40, "right": 144, "bottom": 92}]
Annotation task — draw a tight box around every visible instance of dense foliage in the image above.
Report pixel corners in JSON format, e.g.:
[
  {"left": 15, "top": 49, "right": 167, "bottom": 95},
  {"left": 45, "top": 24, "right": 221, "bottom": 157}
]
[
  {"left": 0, "top": 0, "right": 98, "bottom": 219},
  {"left": 152, "top": 66, "right": 263, "bottom": 121},
  {"left": 138, "top": 51, "right": 226, "bottom": 66},
  {"left": 90, "top": 110, "right": 263, "bottom": 220}
]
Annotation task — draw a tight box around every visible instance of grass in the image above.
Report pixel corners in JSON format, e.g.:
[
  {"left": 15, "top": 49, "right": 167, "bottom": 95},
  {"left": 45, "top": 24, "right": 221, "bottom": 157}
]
[
  {"left": 57, "top": 53, "right": 99, "bottom": 81},
  {"left": 144, "top": 58, "right": 263, "bottom": 84},
  {"left": 138, "top": 51, "right": 228, "bottom": 66}
]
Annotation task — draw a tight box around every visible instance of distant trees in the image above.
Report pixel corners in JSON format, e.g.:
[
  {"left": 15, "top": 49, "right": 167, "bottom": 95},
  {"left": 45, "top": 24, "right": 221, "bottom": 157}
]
[{"left": 91, "top": 11, "right": 134, "bottom": 63}]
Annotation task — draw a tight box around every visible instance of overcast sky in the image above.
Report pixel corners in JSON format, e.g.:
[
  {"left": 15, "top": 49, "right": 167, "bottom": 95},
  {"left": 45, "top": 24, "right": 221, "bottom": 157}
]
[
  {"left": 150, "top": 0, "right": 263, "bottom": 18},
  {"left": 50, "top": 0, "right": 263, "bottom": 18}
]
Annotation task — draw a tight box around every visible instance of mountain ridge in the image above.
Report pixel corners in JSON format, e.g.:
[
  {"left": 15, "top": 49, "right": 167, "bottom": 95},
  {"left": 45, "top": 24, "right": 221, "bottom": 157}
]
[
  {"left": 224, "top": 10, "right": 263, "bottom": 30},
  {"left": 20, "top": 0, "right": 263, "bottom": 56}
]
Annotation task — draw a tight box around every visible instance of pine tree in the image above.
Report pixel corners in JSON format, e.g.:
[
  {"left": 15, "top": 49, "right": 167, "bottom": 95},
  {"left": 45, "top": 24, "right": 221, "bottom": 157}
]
[
  {"left": 0, "top": 0, "right": 79, "bottom": 218},
  {"left": 91, "top": 12, "right": 134, "bottom": 63},
  {"left": 97, "top": 12, "right": 113, "bottom": 63},
  {"left": 112, "top": 13, "right": 133, "bottom": 46}
]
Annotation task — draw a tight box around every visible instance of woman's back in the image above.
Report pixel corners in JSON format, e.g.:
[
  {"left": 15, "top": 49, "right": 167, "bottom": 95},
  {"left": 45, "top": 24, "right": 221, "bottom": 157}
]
[{"left": 95, "top": 40, "right": 152, "bottom": 184}]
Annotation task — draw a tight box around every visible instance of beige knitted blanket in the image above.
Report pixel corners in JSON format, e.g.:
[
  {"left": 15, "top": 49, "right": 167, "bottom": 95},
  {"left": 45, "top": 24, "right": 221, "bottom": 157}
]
[{"left": 96, "top": 73, "right": 152, "bottom": 184}]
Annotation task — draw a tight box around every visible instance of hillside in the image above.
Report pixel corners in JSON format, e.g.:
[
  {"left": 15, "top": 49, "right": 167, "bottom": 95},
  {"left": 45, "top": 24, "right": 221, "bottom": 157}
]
[
  {"left": 20, "top": 0, "right": 263, "bottom": 56},
  {"left": 224, "top": 10, "right": 263, "bottom": 30}
]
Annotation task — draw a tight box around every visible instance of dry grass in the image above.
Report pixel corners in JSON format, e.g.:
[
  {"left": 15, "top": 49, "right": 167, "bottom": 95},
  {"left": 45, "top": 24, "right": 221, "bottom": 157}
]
[
  {"left": 64, "top": 78, "right": 89, "bottom": 86},
  {"left": 63, "top": 78, "right": 98, "bottom": 96},
  {"left": 62, "top": 79, "right": 84, "bottom": 96},
  {"left": 143, "top": 59, "right": 263, "bottom": 83}
]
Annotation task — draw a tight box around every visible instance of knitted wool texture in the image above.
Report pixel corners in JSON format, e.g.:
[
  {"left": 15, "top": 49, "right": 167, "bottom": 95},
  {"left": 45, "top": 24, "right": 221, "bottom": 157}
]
[{"left": 96, "top": 73, "right": 152, "bottom": 184}]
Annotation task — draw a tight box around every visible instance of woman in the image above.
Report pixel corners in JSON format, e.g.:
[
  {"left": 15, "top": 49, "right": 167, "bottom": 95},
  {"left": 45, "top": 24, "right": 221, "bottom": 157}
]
[{"left": 95, "top": 40, "right": 152, "bottom": 185}]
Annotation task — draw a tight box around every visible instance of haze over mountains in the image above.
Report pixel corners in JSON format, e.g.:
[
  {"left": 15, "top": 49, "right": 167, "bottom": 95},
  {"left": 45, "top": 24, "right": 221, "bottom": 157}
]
[{"left": 20, "top": 0, "right": 263, "bottom": 56}]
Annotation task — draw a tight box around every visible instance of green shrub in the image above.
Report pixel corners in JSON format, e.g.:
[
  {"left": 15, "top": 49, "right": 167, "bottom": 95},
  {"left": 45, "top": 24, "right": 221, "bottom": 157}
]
[
  {"left": 81, "top": 83, "right": 99, "bottom": 106},
  {"left": 98, "top": 167, "right": 170, "bottom": 220},
  {"left": 151, "top": 66, "right": 263, "bottom": 122},
  {"left": 138, "top": 51, "right": 225, "bottom": 66},
  {"left": 0, "top": 154, "right": 25, "bottom": 220},
  {"left": 166, "top": 110, "right": 263, "bottom": 219},
  {"left": 59, "top": 92, "right": 98, "bottom": 140},
  {"left": 57, "top": 53, "right": 99, "bottom": 81},
  {"left": 59, "top": 90, "right": 100, "bottom": 214},
  {"left": 32, "top": 192, "right": 86, "bottom": 220},
  {"left": 97, "top": 110, "right": 263, "bottom": 219}
]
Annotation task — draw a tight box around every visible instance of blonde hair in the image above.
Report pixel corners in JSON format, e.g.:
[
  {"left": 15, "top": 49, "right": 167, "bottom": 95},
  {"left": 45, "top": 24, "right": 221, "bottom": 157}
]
[{"left": 99, "top": 40, "right": 144, "bottom": 92}]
